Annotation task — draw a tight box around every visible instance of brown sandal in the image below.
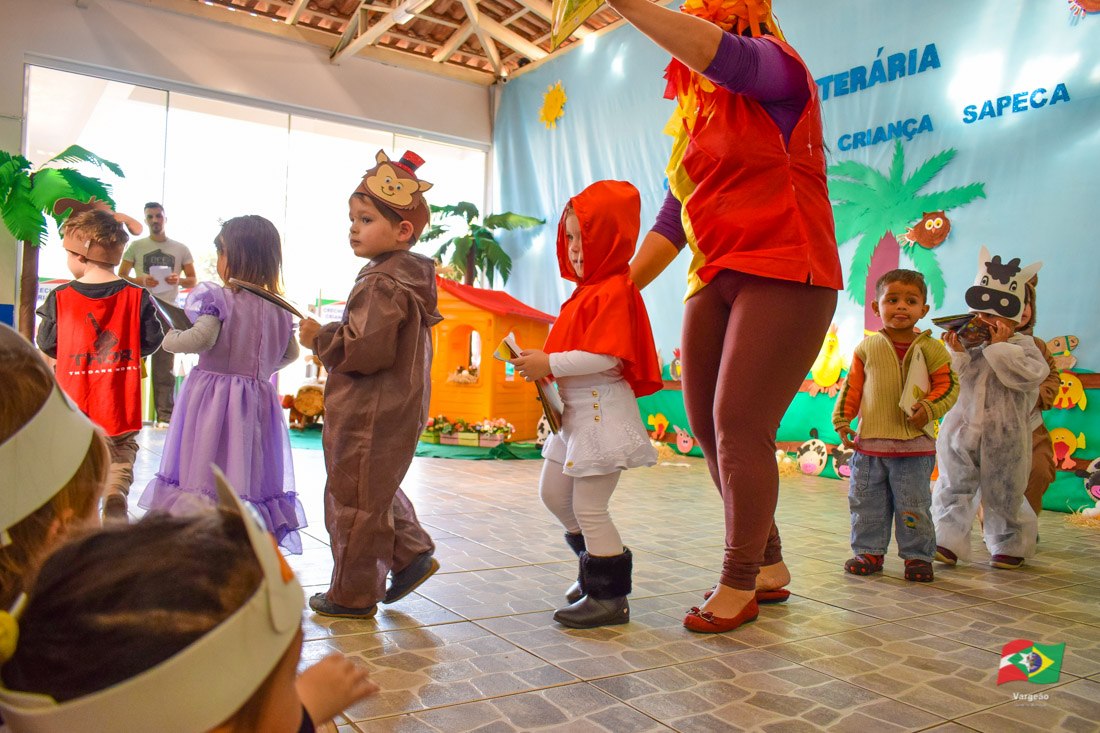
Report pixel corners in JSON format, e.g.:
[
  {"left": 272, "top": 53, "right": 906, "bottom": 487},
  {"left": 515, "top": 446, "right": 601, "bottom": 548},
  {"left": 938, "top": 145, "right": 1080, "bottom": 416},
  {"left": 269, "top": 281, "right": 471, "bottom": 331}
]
[
  {"left": 844, "top": 554, "right": 884, "bottom": 576},
  {"left": 904, "top": 559, "right": 934, "bottom": 582}
]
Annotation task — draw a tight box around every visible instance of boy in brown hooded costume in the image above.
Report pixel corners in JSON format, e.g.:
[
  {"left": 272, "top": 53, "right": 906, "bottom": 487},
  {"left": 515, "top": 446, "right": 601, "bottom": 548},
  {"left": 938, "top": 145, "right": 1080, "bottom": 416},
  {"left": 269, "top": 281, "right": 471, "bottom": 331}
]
[{"left": 299, "top": 150, "right": 442, "bottom": 618}]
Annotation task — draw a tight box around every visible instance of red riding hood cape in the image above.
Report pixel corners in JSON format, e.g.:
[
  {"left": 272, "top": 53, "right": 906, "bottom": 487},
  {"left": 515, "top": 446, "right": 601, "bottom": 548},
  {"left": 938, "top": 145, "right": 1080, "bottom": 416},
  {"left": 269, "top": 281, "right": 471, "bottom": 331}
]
[{"left": 543, "top": 181, "right": 663, "bottom": 398}]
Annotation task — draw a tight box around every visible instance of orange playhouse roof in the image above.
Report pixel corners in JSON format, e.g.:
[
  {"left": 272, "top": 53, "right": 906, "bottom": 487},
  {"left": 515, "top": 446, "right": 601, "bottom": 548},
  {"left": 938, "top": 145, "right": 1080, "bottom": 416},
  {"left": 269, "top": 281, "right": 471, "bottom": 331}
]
[{"left": 437, "top": 277, "right": 555, "bottom": 324}]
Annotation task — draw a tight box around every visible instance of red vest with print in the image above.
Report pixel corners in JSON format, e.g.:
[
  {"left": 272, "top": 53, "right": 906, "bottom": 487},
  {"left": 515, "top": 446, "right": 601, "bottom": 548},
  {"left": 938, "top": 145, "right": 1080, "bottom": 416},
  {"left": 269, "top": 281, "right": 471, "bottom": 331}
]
[
  {"left": 680, "top": 38, "right": 843, "bottom": 290},
  {"left": 54, "top": 284, "right": 144, "bottom": 436}
]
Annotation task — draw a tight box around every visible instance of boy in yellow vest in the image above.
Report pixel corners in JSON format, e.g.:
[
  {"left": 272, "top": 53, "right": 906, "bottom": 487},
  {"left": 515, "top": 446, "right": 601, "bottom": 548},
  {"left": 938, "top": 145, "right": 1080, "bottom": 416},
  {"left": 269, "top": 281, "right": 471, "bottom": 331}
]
[{"left": 833, "top": 270, "right": 958, "bottom": 582}]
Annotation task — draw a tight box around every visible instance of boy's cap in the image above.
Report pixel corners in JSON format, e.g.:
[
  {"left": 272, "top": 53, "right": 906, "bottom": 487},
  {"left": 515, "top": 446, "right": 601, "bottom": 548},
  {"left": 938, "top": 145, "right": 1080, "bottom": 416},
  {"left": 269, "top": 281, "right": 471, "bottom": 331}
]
[
  {"left": 353, "top": 150, "right": 433, "bottom": 240},
  {"left": 963, "top": 245, "right": 1042, "bottom": 324},
  {"left": 54, "top": 197, "right": 142, "bottom": 267}
]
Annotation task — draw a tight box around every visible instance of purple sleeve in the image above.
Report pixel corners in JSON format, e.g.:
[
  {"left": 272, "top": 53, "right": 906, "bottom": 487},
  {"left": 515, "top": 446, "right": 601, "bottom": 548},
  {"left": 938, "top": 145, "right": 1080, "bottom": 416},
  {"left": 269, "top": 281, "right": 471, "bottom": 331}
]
[
  {"left": 701, "top": 33, "right": 810, "bottom": 145},
  {"left": 650, "top": 190, "right": 687, "bottom": 250}
]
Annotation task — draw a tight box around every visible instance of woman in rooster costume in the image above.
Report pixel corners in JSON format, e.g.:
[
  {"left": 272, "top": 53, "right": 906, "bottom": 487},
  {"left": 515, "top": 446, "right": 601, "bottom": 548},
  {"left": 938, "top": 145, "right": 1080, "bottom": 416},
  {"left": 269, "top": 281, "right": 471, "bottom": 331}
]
[{"left": 612, "top": 0, "right": 842, "bottom": 632}]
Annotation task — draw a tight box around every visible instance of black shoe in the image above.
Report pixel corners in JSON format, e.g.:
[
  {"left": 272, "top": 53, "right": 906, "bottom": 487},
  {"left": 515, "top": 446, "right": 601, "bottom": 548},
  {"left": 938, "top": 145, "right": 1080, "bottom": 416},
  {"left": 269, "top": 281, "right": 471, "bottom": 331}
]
[
  {"left": 565, "top": 580, "right": 583, "bottom": 604},
  {"left": 308, "top": 592, "right": 377, "bottom": 619},
  {"left": 383, "top": 551, "right": 440, "bottom": 604},
  {"left": 553, "top": 594, "right": 630, "bottom": 628},
  {"left": 553, "top": 548, "right": 632, "bottom": 629}
]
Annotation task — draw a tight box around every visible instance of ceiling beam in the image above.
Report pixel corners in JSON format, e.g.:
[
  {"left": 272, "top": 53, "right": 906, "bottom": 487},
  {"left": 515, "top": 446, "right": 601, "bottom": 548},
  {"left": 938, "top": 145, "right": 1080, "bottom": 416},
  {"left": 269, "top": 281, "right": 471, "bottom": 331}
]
[
  {"left": 478, "top": 15, "right": 547, "bottom": 60},
  {"left": 330, "top": 3, "right": 372, "bottom": 61},
  {"left": 285, "top": 0, "right": 309, "bottom": 25},
  {"left": 126, "top": 0, "right": 492, "bottom": 84},
  {"left": 331, "top": 0, "right": 441, "bottom": 62},
  {"left": 457, "top": 0, "right": 501, "bottom": 74},
  {"left": 433, "top": 22, "right": 472, "bottom": 62}
]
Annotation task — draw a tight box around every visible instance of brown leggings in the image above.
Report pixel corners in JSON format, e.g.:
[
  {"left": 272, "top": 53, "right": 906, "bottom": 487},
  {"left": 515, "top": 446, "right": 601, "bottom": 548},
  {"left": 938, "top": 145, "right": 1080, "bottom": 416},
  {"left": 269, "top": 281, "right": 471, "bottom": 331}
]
[
  {"left": 682, "top": 270, "right": 836, "bottom": 590},
  {"left": 1024, "top": 425, "right": 1056, "bottom": 517}
]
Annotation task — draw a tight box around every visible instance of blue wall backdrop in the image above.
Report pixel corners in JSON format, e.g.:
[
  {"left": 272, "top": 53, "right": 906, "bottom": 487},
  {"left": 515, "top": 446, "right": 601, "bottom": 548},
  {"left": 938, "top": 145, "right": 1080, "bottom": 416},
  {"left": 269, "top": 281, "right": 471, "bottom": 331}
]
[{"left": 493, "top": 0, "right": 1100, "bottom": 369}]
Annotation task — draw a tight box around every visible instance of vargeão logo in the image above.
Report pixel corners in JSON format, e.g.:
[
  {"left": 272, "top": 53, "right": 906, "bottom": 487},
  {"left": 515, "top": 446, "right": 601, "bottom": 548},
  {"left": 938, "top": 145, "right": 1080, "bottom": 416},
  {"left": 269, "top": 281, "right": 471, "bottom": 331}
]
[{"left": 997, "top": 640, "right": 1065, "bottom": 685}]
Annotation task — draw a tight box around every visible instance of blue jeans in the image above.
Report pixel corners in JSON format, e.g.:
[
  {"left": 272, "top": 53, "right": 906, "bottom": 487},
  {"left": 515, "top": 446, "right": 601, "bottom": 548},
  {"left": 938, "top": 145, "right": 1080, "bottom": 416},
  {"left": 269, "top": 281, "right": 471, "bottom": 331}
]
[{"left": 849, "top": 452, "right": 936, "bottom": 562}]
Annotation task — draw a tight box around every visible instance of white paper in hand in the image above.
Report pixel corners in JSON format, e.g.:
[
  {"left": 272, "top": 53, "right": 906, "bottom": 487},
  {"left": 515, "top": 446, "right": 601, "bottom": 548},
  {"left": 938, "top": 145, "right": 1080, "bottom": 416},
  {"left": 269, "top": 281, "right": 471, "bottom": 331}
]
[
  {"left": 148, "top": 265, "right": 174, "bottom": 296},
  {"left": 495, "top": 331, "right": 563, "bottom": 433},
  {"left": 900, "top": 347, "right": 936, "bottom": 438}
]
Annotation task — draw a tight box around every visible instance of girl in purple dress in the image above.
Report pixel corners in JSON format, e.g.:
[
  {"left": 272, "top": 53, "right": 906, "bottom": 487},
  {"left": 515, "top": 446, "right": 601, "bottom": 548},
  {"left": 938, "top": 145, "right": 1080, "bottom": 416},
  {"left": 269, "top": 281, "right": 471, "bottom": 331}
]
[{"left": 139, "top": 215, "right": 306, "bottom": 552}]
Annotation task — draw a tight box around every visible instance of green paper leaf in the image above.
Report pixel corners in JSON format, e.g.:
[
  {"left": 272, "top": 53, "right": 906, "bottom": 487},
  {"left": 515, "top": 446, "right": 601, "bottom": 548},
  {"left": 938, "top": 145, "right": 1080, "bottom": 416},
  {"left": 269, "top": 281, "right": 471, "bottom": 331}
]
[
  {"left": 28, "top": 168, "right": 75, "bottom": 213},
  {"left": 483, "top": 212, "right": 544, "bottom": 230},
  {"left": 46, "top": 145, "right": 124, "bottom": 178},
  {"left": 901, "top": 148, "right": 958, "bottom": 197}
]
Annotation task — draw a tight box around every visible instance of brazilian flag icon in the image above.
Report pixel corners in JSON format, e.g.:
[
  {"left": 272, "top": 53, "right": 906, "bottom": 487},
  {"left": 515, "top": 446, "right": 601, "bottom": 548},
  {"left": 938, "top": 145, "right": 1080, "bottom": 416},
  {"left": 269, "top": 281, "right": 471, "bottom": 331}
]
[{"left": 997, "top": 639, "right": 1066, "bottom": 684}]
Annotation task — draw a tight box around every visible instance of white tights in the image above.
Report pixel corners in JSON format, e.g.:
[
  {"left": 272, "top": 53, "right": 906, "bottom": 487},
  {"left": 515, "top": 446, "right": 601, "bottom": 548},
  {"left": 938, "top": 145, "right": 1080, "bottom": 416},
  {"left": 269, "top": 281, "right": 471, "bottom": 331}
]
[{"left": 539, "top": 459, "right": 624, "bottom": 557}]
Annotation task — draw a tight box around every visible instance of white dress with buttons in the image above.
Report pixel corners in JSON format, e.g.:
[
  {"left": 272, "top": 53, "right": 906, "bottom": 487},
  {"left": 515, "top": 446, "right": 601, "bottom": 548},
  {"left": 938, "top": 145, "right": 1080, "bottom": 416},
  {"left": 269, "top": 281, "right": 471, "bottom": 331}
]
[{"left": 541, "top": 351, "right": 657, "bottom": 477}]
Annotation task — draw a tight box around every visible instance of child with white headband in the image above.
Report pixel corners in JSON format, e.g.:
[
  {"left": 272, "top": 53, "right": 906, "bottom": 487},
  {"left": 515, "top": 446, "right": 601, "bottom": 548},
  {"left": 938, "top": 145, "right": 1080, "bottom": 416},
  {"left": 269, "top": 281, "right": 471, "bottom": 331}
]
[
  {"left": 0, "top": 470, "right": 378, "bottom": 732},
  {"left": 0, "top": 323, "right": 108, "bottom": 612}
]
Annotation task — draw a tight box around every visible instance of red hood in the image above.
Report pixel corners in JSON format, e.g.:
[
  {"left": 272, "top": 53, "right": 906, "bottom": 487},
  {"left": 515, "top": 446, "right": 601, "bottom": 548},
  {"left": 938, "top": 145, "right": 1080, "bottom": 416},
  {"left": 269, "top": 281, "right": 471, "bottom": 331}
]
[{"left": 556, "top": 180, "right": 640, "bottom": 285}]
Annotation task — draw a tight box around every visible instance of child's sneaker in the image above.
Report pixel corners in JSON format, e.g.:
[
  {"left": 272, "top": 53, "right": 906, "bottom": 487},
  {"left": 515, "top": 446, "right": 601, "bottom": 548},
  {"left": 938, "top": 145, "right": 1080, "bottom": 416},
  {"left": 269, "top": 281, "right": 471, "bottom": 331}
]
[
  {"left": 990, "top": 554, "right": 1024, "bottom": 569},
  {"left": 308, "top": 592, "right": 377, "bottom": 619},
  {"left": 383, "top": 551, "right": 440, "bottom": 604},
  {"left": 934, "top": 546, "right": 957, "bottom": 565},
  {"left": 843, "top": 554, "right": 884, "bottom": 575},
  {"left": 904, "top": 559, "right": 934, "bottom": 582}
]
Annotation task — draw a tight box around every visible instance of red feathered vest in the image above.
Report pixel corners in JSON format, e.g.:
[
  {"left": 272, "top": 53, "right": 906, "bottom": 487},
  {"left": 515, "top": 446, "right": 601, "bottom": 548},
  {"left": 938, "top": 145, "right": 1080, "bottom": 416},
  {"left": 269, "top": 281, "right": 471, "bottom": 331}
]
[{"left": 674, "top": 38, "right": 843, "bottom": 292}]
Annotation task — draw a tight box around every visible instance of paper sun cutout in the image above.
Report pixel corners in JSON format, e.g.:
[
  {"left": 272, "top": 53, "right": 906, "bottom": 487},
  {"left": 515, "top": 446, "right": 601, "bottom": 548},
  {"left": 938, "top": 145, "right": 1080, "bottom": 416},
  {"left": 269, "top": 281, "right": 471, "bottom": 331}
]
[{"left": 540, "top": 82, "right": 567, "bottom": 129}]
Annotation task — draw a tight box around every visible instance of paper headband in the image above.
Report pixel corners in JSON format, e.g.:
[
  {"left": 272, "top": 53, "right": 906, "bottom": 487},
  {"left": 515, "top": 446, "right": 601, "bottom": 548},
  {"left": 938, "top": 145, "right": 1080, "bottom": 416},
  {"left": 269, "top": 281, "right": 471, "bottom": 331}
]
[
  {"left": 352, "top": 149, "right": 433, "bottom": 240},
  {"left": 54, "top": 197, "right": 142, "bottom": 267},
  {"left": 0, "top": 381, "right": 96, "bottom": 547},
  {"left": 964, "top": 245, "right": 1042, "bottom": 324},
  {"left": 0, "top": 467, "right": 304, "bottom": 733}
]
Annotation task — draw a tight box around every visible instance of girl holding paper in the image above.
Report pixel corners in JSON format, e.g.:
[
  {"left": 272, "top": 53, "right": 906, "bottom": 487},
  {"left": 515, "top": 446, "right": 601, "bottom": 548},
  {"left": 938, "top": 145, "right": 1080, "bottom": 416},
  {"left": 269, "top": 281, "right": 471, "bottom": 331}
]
[
  {"left": 511, "top": 181, "right": 662, "bottom": 629},
  {"left": 138, "top": 215, "right": 306, "bottom": 553}
]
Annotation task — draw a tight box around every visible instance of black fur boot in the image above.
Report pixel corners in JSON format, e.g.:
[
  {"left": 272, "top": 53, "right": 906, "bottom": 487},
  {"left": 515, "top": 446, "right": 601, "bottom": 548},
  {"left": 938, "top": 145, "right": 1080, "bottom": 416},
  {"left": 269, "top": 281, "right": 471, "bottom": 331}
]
[
  {"left": 563, "top": 532, "right": 586, "bottom": 603},
  {"left": 553, "top": 548, "right": 631, "bottom": 629}
]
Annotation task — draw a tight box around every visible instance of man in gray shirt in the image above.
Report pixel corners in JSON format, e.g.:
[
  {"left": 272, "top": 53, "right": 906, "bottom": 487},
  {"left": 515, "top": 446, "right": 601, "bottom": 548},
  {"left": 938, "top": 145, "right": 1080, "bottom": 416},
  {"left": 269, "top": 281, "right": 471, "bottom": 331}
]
[{"left": 119, "top": 202, "right": 197, "bottom": 426}]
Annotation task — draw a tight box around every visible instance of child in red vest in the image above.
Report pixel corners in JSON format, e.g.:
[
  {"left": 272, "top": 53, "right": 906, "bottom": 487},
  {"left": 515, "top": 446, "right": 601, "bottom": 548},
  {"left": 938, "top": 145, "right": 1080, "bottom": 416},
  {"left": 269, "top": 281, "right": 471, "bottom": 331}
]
[
  {"left": 512, "top": 180, "right": 663, "bottom": 629},
  {"left": 36, "top": 200, "right": 164, "bottom": 523}
]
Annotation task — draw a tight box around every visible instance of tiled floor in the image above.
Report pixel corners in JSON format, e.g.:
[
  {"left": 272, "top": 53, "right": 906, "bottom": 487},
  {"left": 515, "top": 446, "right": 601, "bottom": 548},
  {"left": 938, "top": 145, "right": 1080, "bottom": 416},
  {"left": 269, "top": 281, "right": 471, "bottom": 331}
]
[{"left": 129, "top": 429, "right": 1100, "bottom": 732}]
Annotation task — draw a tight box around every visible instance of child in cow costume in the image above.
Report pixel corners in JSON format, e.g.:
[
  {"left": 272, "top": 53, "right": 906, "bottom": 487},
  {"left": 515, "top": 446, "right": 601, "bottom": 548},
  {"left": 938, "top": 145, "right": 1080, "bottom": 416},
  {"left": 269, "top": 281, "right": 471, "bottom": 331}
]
[{"left": 931, "top": 247, "right": 1049, "bottom": 569}]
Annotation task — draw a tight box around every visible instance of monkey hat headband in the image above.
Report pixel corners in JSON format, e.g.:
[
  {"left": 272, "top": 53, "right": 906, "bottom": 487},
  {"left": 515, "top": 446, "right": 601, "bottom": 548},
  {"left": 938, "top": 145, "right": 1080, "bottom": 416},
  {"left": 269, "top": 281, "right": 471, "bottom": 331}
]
[
  {"left": 964, "top": 245, "right": 1042, "bottom": 324},
  {"left": 353, "top": 149, "right": 434, "bottom": 240},
  {"left": 0, "top": 467, "right": 304, "bottom": 733},
  {"left": 54, "top": 197, "right": 143, "bottom": 267}
]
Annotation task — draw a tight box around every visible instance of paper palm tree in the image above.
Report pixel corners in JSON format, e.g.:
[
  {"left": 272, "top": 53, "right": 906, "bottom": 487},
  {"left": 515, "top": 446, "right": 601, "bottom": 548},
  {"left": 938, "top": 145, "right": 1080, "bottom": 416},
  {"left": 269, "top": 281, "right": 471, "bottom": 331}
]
[
  {"left": 422, "top": 202, "right": 543, "bottom": 287},
  {"left": 829, "top": 139, "right": 985, "bottom": 330},
  {"left": 0, "top": 145, "right": 123, "bottom": 338}
]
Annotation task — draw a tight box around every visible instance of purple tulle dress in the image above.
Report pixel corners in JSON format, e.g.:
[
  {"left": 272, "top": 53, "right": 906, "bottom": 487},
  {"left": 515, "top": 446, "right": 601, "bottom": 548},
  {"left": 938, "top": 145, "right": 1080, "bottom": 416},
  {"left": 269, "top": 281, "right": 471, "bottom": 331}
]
[{"left": 139, "top": 282, "right": 306, "bottom": 553}]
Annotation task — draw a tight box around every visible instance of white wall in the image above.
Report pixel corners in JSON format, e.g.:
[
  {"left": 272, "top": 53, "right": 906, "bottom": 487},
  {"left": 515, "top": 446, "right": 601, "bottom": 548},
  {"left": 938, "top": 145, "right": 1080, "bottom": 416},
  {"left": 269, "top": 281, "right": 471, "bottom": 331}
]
[{"left": 0, "top": 0, "right": 492, "bottom": 323}]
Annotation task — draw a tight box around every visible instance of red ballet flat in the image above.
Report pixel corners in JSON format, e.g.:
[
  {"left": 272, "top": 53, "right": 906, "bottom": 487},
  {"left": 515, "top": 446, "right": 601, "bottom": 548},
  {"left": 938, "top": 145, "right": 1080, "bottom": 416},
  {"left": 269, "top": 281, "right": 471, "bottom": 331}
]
[
  {"left": 703, "top": 586, "right": 791, "bottom": 604},
  {"left": 755, "top": 588, "right": 791, "bottom": 604},
  {"left": 683, "top": 598, "right": 759, "bottom": 634}
]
